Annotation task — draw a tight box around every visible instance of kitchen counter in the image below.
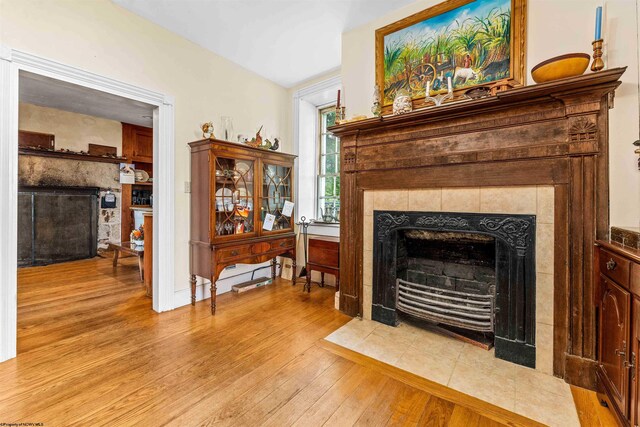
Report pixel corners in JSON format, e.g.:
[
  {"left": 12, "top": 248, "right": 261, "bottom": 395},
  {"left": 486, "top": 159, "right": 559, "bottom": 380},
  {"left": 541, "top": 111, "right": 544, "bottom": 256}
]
[{"left": 130, "top": 206, "right": 152, "bottom": 212}]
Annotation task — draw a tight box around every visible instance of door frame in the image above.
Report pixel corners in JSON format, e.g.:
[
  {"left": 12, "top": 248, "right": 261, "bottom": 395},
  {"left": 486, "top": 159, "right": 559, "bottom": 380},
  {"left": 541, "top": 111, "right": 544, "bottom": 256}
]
[{"left": 0, "top": 46, "right": 176, "bottom": 362}]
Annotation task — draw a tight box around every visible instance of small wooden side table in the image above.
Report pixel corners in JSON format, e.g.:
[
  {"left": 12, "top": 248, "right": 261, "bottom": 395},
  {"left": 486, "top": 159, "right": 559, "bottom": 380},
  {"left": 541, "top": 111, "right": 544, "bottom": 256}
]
[
  {"left": 109, "top": 241, "right": 144, "bottom": 282},
  {"left": 305, "top": 237, "right": 339, "bottom": 293}
]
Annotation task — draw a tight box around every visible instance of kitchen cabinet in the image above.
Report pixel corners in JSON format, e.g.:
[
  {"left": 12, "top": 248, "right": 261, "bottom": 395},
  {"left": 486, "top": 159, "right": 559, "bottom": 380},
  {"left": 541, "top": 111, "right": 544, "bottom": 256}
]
[{"left": 122, "top": 123, "right": 153, "bottom": 163}]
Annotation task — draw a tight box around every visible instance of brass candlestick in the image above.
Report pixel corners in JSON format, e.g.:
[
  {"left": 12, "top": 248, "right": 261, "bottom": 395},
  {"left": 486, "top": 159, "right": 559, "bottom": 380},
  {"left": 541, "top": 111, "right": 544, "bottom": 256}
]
[{"left": 591, "top": 39, "right": 604, "bottom": 72}]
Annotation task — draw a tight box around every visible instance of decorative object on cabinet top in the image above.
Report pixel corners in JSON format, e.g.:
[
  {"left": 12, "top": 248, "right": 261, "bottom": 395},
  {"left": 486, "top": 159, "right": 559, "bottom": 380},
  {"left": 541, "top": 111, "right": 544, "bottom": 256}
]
[{"left": 201, "top": 121, "right": 215, "bottom": 139}]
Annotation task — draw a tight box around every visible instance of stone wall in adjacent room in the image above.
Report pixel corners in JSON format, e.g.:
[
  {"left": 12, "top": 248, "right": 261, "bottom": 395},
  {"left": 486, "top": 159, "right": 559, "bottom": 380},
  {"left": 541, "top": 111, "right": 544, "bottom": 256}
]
[{"left": 19, "top": 156, "right": 122, "bottom": 249}]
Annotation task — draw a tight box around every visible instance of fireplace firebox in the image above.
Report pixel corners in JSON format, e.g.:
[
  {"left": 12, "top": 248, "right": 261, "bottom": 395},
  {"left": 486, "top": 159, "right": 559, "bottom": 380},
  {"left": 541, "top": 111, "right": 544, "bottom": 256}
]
[{"left": 372, "top": 211, "right": 536, "bottom": 368}]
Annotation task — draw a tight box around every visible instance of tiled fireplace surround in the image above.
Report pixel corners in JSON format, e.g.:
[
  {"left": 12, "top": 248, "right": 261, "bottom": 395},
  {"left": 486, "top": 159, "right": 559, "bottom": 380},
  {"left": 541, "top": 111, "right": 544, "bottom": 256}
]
[{"left": 361, "top": 186, "right": 555, "bottom": 375}]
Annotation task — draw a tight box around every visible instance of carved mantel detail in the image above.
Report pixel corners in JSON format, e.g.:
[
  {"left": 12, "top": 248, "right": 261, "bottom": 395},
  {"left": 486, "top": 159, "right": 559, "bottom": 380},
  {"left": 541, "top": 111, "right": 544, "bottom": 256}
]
[{"left": 569, "top": 117, "right": 598, "bottom": 142}]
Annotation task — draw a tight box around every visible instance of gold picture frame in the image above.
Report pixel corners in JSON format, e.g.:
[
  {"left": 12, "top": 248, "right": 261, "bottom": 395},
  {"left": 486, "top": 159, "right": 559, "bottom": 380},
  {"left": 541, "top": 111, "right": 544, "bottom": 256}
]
[{"left": 375, "top": 0, "right": 527, "bottom": 113}]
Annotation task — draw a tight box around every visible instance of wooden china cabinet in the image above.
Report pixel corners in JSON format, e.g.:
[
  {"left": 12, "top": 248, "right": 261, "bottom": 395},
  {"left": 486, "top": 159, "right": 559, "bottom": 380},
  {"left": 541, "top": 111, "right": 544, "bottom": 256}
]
[
  {"left": 189, "top": 139, "right": 296, "bottom": 314},
  {"left": 595, "top": 240, "right": 640, "bottom": 426}
]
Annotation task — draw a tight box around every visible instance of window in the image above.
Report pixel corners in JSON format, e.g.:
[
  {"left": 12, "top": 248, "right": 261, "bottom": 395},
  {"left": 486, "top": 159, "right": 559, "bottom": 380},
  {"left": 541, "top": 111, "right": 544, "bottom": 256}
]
[{"left": 317, "top": 106, "right": 340, "bottom": 222}]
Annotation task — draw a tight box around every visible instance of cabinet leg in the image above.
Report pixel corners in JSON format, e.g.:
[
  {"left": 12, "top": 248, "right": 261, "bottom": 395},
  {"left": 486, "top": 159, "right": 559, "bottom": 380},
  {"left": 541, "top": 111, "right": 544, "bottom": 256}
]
[
  {"left": 271, "top": 258, "right": 277, "bottom": 280},
  {"left": 336, "top": 276, "right": 340, "bottom": 292},
  {"left": 320, "top": 272, "right": 325, "bottom": 288},
  {"left": 292, "top": 258, "right": 297, "bottom": 286},
  {"left": 190, "top": 274, "right": 197, "bottom": 306},
  {"left": 305, "top": 273, "right": 311, "bottom": 293},
  {"left": 210, "top": 278, "right": 217, "bottom": 315}
]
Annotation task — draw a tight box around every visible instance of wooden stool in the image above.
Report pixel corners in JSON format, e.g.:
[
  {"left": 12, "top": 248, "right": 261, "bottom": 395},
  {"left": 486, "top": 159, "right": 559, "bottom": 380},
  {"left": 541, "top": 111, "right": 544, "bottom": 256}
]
[{"left": 304, "top": 238, "right": 339, "bottom": 293}]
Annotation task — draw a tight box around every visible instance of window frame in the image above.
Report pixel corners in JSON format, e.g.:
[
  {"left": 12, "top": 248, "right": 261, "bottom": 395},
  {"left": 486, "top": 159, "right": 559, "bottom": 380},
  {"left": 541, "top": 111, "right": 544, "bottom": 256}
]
[{"left": 316, "top": 104, "right": 340, "bottom": 222}]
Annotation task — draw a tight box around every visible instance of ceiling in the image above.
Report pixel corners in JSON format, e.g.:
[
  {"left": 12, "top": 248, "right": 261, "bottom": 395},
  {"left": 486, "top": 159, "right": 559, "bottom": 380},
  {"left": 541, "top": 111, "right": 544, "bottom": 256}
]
[
  {"left": 112, "top": 0, "right": 415, "bottom": 88},
  {"left": 20, "top": 71, "right": 155, "bottom": 127}
]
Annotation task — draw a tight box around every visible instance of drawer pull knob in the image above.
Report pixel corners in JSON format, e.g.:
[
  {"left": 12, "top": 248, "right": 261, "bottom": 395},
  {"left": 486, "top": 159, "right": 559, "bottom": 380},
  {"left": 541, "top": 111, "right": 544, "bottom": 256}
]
[
  {"left": 606, "top": 259, "right": 617, "bottom": 271},
  {"left": 231, "top": 250, "right": 239, "bottom": 256},
  {"left": 280, "top": 242, "right": 287, "bottom": 247}
]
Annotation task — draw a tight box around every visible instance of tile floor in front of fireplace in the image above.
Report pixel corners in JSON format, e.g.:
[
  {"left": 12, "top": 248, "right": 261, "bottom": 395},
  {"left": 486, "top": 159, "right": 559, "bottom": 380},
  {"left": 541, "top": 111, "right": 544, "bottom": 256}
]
[{"left": 325, "top": 318, "right": 579, "bottom": 427}]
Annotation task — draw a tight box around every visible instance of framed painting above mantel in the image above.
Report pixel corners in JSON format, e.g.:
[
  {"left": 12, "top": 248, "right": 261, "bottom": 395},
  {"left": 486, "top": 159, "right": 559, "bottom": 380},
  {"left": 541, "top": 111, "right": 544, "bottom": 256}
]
[{"left": 375, "top": 0, "right": 527, "bottom": 113}]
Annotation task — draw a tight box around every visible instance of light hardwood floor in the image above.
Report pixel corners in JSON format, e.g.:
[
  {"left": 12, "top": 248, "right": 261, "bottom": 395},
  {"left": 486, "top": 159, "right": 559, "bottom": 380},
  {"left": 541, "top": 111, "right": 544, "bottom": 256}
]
[{"left": 0, "top": 256, "right": 616, "bottom": 426}]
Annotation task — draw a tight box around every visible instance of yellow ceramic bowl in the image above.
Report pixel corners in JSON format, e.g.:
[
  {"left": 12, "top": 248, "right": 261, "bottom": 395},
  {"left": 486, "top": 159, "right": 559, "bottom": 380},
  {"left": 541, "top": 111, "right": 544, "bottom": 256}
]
[{"left": 531, "top": 53, "right": 591, "bottom": 83}]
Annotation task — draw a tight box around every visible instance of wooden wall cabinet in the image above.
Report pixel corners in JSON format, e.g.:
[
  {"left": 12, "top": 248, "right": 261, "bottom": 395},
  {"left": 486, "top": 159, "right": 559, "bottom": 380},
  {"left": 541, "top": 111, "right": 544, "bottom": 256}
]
[
  {"left": 596, "top": 241, "right": 640, "bottom": 426},
  {"left": 122, "top": 123, "right": 153, "bottom": 163},
  {"left": 189, "top": 139, "right": 297, "bottom": 314},
  {"left": 121, "top": 123, "right": 153, "bottom": 242}
]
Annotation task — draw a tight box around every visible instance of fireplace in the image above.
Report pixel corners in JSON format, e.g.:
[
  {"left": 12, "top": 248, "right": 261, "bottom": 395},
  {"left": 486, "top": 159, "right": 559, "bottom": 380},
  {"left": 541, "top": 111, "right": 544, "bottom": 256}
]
[
  {"left": 372, "top": 211, "right": 536, "bottom": 368},
  {"left": 18, "top": 186, "right": 99, "bottom": 266},
  {"left": 331, "top": 69, "right": 625, "bottom": 388},
  {"left": 397, "top": 230, "right": 496, "bottom": 334}
]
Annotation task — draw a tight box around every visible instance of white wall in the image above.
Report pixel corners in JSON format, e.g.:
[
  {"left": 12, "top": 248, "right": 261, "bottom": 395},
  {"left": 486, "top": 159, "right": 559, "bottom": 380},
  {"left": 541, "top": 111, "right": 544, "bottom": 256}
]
[
  {"left": 0, "top": 0, "right": 292, "bottom": 297},
  {"left": 342, "top": 0, "right": 640, "bottom": 228}
]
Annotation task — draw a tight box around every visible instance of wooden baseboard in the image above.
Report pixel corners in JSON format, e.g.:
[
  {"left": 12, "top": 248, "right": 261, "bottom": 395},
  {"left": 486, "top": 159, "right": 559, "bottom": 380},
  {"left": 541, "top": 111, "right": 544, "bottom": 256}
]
[
  {"left": 564, "top": 353, "right": 597, "bottom": 390},
  {"left": 318, "top": 339, "right": 544, "bottom": 427}
]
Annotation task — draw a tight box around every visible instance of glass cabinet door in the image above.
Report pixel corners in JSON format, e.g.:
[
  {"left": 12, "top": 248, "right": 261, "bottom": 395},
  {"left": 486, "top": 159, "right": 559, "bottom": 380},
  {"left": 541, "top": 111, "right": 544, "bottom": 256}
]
[
  {"left": 261, "top": 163, "right": 293, "bottom": 232},
  {"left": 213, "top": 156, "right": 255, "bottom": 237}
]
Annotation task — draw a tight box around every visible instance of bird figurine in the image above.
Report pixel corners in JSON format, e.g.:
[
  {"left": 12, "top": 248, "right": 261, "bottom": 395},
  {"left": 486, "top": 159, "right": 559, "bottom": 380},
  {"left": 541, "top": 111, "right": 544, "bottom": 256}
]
[
  {"left": 269, "top": 138, "right": 279, "bottom": 151},
  {"left": 245, "top": 125, "right": 264, "bottom": 148}
]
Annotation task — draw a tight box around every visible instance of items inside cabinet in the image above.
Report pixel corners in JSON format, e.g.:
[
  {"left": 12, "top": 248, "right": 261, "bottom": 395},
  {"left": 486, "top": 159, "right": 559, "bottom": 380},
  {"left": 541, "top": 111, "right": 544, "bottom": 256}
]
[
  {"left": 214, "top": 156, "right": 254, "bottom": 236},
  {"left": 262, "top": 163, "right": 292, "bottom": 231}
]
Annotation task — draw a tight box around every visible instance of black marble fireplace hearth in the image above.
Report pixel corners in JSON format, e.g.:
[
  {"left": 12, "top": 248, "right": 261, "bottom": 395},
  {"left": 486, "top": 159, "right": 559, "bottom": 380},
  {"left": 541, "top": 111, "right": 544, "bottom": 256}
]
[{"left": 372, "top": 211, "right": 536, "bottom": 368}]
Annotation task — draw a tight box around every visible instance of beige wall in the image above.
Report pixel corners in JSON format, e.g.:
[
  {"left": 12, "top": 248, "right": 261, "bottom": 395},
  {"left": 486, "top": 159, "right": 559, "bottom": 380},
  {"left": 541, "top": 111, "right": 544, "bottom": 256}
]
[
  {"left": 1, "top": 0, "right": 291, "bottom": 294},
  {"left": 19, "top": 103, "right": 122, "bottom": 154},
  {"left": 342, "top": 0, "right": 640, "bottom": 228}
]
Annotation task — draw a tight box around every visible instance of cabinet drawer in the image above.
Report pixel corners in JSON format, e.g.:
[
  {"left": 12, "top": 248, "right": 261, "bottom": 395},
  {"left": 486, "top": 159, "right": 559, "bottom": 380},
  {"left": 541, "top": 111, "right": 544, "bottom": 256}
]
[
  {"left": 600, "top": 248, "right": 631, "bottom": 287},
  {"left": 270, "top": 238, "right": 294, "bottom": 251},
  {"left": 308, "top": 239, "right": 339, "bottom": 268},
  {"left": 217, "top": 245, "right": 252, "bottom": 259}
]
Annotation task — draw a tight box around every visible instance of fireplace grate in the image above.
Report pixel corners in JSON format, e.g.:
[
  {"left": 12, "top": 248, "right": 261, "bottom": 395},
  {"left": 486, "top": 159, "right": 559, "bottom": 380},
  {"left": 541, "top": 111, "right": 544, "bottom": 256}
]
[{"left": 396, "top": 278, "right": 495, "bottom": 332}]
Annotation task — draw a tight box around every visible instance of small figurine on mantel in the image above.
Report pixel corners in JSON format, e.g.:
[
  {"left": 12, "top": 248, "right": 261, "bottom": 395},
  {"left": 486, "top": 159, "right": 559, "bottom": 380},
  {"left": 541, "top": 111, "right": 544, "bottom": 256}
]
[
  {"left": 201, "top": 122, "right": 215, "bottom": 139},
  {"left": 371, "top": 84, "right": 382, "bottom": 117}
]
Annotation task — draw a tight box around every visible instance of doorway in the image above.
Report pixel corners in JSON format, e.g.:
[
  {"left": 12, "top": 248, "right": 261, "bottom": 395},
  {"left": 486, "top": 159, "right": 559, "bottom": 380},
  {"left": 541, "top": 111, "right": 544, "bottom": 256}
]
[{"left": 0, "top": 47, "right": 176, "bottom": 362}]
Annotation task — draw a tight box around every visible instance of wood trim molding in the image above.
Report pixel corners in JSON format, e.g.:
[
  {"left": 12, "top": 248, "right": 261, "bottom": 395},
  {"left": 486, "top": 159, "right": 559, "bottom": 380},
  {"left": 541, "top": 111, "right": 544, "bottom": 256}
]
[
  {"left": 0, "top": 45, "right": 176, "bottom": 362},
  {"left": 0, "top": 48, "right": 19, "bottom": 363},
  {"left": 331, "top": 68, "right": 626, "bottom": 388}
]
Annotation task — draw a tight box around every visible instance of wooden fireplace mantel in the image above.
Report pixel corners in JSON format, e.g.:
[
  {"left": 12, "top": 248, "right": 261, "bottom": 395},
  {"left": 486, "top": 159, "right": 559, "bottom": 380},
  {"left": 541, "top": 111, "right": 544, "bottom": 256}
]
[{"left": 330, "top": 67, "right": 626, "bottom": 389}]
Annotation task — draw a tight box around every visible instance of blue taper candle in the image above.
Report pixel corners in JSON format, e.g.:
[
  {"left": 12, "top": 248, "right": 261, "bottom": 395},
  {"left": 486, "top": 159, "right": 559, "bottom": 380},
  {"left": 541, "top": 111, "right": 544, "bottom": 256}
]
[{"left": 595, "top": 6, "right": 602, "bottom": 40}]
